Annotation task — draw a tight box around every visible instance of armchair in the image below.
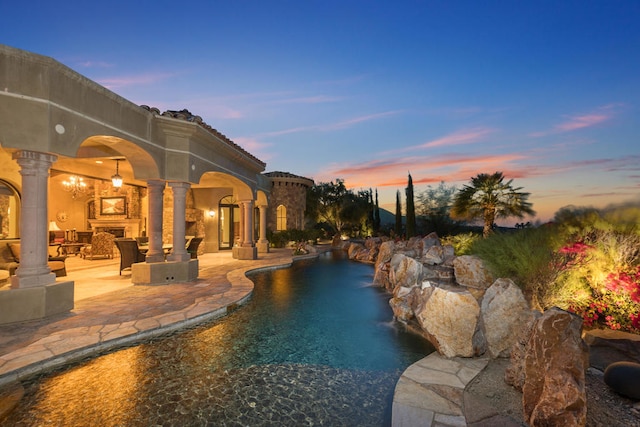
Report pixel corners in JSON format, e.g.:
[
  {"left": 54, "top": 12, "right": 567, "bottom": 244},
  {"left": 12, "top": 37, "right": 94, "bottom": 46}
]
[
  {"left": 80, "top": 232, "right": 115, "bottom": 260},
  {"left": 114, "top": 239, "right": 146, "bottom": 275}
]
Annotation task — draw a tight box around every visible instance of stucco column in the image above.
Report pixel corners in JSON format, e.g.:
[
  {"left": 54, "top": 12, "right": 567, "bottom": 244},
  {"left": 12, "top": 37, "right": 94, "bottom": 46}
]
[
  {"left": 145, "top": 179, "right": 165, "bottom": 263},
  {"left": 256, "top": 204, "right": 270, "bottom": 253},
  {"left": 237, "top": 202, "right": 244, "bottom": 246},
  {"left": 258, "top": 205, "right": 268, "bottom": 244},
  {"left": 167, "top": 182, "right": 191, "bottom": 262},
  {"left": 11, "top": 150, "right": 57, "bottom": 289},
  {"left": 241, "top": 199, "right": 255, "bottom": 247}
]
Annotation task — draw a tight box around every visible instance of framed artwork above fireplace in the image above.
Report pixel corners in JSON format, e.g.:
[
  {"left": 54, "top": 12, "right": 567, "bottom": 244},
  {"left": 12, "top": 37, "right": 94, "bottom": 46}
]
[{"left": 100, "top": 196, "right": 126, "bottom": 216}]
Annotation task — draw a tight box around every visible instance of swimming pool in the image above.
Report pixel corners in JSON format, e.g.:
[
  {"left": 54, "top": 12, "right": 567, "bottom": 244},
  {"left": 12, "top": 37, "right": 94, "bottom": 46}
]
[{"left": 4, "top": 250, "right": 434, "bottom": 426}]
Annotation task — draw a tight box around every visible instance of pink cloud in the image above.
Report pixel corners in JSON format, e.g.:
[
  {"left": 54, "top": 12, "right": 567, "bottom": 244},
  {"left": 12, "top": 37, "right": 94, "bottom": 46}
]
[
  {"left": 316, "top": 152, "right": 528, "bottom": 188},
  {"left": 530, "top": 104, "right": 620, "bottom": 137},
  {"left": 555, "top": 114, "right": 610, "bottom": 132},
  {"left": 260, "top": 111, "right": 401, "bottom": 137},
  {"left": 382, "top": 127, "right": 494, "bottom": 155}
]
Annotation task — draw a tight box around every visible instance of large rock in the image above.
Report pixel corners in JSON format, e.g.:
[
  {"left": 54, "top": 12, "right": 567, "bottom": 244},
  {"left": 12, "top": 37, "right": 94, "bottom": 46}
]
[
  {"left": 583, "top": 328, "right": 640, "bottom": 371},
  {"left": 347, "top": 242, "right": 365, "bottom": 260},
  {"left": 375, "top": 241, "right": 395, "bottom": 268},
  {"left": 389, "top": 254, "right": 423, "bottom": 291},
  {"left": 372, "top": 262, "right": 392, "bottom": 290},
  {"left": 389, "top": 296, "right": 413, "bottom": 322},
  {"left": 453, "top": 255, "right": 494, "bottom": 289},
  {"left": 421, "top": 245, "right": 445, "bottom": 265},
  {"left": 481, "top": 278, "right": 531, "bottom": 358},
  {"left": 522, "top": 307, "right": 589, "bottom": 427},
  {"left": 414, "top": 286, "right": 482, "bottom": 358},
  {"left": 505, "top": 310, "right": 542, "bottom": 391}
]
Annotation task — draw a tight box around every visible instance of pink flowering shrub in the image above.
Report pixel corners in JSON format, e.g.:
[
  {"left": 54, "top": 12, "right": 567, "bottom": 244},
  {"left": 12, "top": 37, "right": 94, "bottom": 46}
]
[
  {"left": 470, "top": 206, "right": 639, "bottom": 334},
  {"left": 561, "top": 242, "right": 640, "bottom": 334}
]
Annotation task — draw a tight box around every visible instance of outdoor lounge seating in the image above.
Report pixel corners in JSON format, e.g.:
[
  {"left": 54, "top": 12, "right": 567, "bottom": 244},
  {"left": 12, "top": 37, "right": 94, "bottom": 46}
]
[
  {"left": 80, "top": 232, "right": 115, "bottom": 260},
  {"left": 114, "top": 238, "right": 146, "bottom": 275},
  {"left": 2, "top": 241, "right": 68, "bottom": 277}
]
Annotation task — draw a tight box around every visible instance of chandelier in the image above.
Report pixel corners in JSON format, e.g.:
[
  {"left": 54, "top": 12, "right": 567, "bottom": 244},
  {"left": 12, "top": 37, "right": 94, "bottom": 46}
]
[{"left": 62, "top": 175, "right": 87, "bottom": 199}]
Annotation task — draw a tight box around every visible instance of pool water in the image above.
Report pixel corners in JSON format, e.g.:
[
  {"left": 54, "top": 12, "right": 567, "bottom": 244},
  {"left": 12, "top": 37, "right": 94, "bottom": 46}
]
[{"left": 3, "top": 250, "right": 434, "bottom": 426}]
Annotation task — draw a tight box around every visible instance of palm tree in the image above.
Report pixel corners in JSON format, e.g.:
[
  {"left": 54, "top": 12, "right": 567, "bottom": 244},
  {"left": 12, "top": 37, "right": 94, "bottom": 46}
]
[{"left": 451, "top": 172, "right": 535, "bottom": 237}]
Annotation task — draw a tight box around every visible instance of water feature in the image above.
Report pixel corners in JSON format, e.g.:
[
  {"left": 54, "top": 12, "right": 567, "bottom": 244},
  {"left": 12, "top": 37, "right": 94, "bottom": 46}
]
[{"left": 3, "top": 250, "right": 434, "bottom": 426}]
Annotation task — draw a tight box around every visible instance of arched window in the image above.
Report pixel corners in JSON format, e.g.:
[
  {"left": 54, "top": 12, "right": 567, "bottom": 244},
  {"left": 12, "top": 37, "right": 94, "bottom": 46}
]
[
  {"left": 276, "top": 205, "right": 287, "bottom": 231},
  {"left": 0, "top": 179, "right": 21, "bottom": 239}
]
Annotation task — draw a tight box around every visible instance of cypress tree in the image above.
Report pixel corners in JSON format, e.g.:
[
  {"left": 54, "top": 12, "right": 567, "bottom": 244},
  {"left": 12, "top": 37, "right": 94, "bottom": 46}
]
[
  {"left": 406, "top": 173, "right": 416, "bottom": 237},
  {"left": 368, "top": 188, "right": 374, "bottom": 233},
  {"left": 374, "top": 189, "right": 381, "bottom": 232},
  {"left": 395, "top": 190, "right": 402, "bottom": 237}
]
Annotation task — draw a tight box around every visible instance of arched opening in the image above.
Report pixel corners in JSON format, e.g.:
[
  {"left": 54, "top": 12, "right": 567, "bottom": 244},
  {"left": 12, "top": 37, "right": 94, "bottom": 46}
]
[
  {"left": 219, "top": 195, "right": 239, "bottom": 250},
  {"left": 276, "top": 205, "right": 287, "bottom": 231}
]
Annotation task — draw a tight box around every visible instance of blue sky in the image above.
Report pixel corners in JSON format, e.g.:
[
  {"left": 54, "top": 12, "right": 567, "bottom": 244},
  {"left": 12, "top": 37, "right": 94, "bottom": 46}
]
[{"left": 2, "top": 1, "right": 639, "bottom": 223}]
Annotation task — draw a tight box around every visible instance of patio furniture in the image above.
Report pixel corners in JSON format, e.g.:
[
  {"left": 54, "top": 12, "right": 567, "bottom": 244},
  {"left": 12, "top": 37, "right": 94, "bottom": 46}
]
[
  {"left": 186, "top": 237, "right": 203, "bottom": 259},
  {"left": 5, "top": 241, "right": 68, "bottom": 277},
  {"left": 80, "top": 232, "right": 115, "bottom": 260},
  {"left": 114, "top": 238, "right": 146, "bottom": 275}
]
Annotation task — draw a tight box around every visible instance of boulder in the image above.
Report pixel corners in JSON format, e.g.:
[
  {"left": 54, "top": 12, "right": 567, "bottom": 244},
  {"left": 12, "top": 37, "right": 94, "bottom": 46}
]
[
  {"left": 603, "top": 361, "right": 640, "bottom": 400},
  {"left": 372, "top": 262, "right": 392, "bottom": 290},
  {"left": 375, "top": 241, "right": 395, "bottom": 268},
  {"left": 389, "top": 254, "right": 423, "bottom": 291},
  {"left": 480, "top": 278, "right": 531, "bottom": 358},
  {"left": 583, "top": 329, "right": 640, "bottom": 371},
  {"left": 453, "top": 255, "right": 494, "bottom": 289},
  {"left": 354, "top": 247, "right": 372, "bottom": 263},
  {"left": 422, "top": 245, "right": 445, "bottom": 265},
  {"left": 347, "top": 242, "right": 364, "bottom": 260},
  {"left": 522, "top": 307, "right": 589, "bottom": 427},
  {"left": 505, "top": 310, "right": 542, "bottom": 391},
  {"left": 389, "top": 296, "right": 413, "bottom": 322},
  {"left": 421, "top": 232, "right": 440, "bottom": 253},
  {"left": 414, "top": 286, "right": 482, "bottom": 358},
  {"left": 441, "top": 245, "right": 456, "bottom": 267}
]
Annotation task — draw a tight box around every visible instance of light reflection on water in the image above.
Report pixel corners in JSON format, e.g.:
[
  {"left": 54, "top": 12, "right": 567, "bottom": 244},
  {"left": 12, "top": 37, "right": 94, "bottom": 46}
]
[{"left": 4, "top": 250, "right": 434, "bottom": 426}]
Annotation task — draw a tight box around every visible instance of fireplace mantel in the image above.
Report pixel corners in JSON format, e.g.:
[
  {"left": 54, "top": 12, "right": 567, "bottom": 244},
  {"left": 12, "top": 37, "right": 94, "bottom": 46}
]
[{"left": 89, "top": 218, "right": 141, "bottom": 238}]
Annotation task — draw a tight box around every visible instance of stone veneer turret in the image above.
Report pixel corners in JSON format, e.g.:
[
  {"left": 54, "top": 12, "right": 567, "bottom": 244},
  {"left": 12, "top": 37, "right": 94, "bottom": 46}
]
[{"left": 264, "top": 171, "right": 314, "bottom": 231}]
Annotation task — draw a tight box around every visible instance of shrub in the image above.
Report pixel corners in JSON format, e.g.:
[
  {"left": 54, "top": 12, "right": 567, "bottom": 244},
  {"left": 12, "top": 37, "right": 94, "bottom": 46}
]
[
  {"left": 470, "top": 227, "right": 564, "bottom": 309},
  {"left": 267, "top": 229, "right": 321, "bottom": 248},
  {"left": 440, "top": 232, "right": 479, "bottom": 255}
]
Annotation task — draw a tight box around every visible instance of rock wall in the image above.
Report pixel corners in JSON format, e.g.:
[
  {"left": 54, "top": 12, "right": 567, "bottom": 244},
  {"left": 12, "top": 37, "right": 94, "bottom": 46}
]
[
  {"left": 342, "top": 234, "right": 531, "bottom": 359},
  {"left": 341, "top": 236, "right": 594, "bottom": 425}
]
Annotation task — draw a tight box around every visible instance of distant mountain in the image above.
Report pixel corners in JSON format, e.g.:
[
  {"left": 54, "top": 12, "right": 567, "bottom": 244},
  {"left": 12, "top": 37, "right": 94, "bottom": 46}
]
[{"left": 378, "top": 207, "right": 397, "bottom": 225}]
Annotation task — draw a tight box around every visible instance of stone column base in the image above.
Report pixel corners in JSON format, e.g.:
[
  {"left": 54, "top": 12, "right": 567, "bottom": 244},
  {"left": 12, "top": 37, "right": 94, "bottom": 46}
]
[
  {"left": 131, "top": 260, "right": 199, "bottom": 285},
  {"left": 0, "top": 280, "right": 74, "bottom": 325},
  {"left": 256, "top": 241, "right": 270, "bottom": 254},
  {"left": 232, "top": 246, "right": 257, "bottom": 260}
]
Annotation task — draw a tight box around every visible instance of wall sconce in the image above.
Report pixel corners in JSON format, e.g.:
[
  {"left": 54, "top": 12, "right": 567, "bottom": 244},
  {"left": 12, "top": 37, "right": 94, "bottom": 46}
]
[
  {"left": 208, "top": 210, "right": 216, "bottom": 218},
  {"left": 111, "top": 159, "right": 123, "bottom": 189}
]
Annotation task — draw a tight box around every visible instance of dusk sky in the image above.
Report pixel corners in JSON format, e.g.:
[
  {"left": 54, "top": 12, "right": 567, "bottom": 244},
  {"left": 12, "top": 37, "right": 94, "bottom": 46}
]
[{"left": 2, "top": 1, "right": 639, "bottom": 224}]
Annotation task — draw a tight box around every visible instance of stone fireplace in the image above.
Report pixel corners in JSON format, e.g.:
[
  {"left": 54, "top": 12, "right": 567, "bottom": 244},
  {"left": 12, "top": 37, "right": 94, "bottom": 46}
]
[{"left": 89, "top": 218, "right": 141, "bottom": 238}]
